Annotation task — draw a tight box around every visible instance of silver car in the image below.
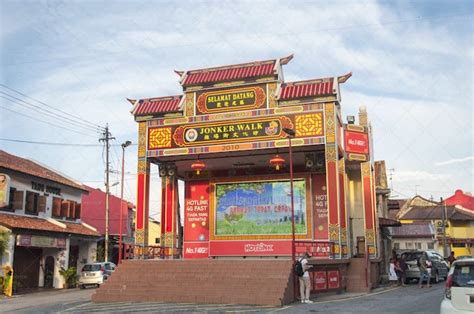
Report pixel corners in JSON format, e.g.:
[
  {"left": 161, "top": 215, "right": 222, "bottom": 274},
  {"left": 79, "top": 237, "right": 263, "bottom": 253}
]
[
  {"left": 440, "top": 258, "right": 474, "bottom": 313},
  {"left": 78, "top": 263, "right": 106, "bottom": 288},
  {"left": 402, "top": 250, "right": 449, "bottom": 284}
]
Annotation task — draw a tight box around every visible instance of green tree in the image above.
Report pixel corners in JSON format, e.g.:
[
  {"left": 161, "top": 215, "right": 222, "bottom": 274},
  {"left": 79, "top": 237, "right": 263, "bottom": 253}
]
[{"left": 0, "top": 231, "right": 9, "bottom": 258}]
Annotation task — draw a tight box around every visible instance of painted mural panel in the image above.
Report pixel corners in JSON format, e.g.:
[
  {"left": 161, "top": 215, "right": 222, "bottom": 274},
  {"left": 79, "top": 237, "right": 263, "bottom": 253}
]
[{"left": 214, "top": 180, "right": 307, "bottom": 236}]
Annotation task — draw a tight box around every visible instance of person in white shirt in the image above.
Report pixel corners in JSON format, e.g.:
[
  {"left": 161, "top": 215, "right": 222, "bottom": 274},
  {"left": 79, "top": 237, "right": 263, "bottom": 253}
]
[{"left": 299, "top": 252, "right": 313, "bottom": 304}]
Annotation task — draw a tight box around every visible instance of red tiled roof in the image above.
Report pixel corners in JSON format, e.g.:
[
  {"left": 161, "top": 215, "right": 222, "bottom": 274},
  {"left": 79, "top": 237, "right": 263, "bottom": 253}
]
[
  {"left": 0, "top": 212, "right": 99, "bottom": 237},
  {"left": 132, "top": 95, "right": 182, "bottom": 116},
  {"left": 62, "top": 221, "right": 100, "bottom": 237},
  {"left": 279, "top": 78, "right": 334, "bottom": 100},
  {"left": 182, "top": 60, "right": 276, "bottom": 86},
  {"left": 445, "top": 189, "right": 474, "bottom": 211},
  {"left": 0, "top": 213, "right": 64, "bottom": 233},
  {"left": 391, "top": 222, "right": 434, "bottom": 238},
  {"left": 0, "top": 150, "right": 86, "bottom": 191}
]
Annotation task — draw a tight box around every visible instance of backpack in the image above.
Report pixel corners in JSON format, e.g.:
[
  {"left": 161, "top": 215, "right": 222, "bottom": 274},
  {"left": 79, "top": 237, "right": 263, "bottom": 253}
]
[
  {"left": 293, "top": 259, "right": 304, "bottom": 277},
  {"left": 417, "top": 258, "right": 421, "bottom": 267}
]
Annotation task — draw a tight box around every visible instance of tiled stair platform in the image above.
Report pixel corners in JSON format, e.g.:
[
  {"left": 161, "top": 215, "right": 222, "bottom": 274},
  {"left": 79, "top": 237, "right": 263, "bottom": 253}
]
[{"left": 92, "top": 259, "right": 295, "bottom": 306}]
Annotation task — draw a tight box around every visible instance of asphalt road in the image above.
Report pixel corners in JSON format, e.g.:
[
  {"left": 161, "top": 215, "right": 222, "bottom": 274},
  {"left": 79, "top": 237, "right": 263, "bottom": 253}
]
[{"left": 0, "top": 282, "right": 445, "bottom": 313}]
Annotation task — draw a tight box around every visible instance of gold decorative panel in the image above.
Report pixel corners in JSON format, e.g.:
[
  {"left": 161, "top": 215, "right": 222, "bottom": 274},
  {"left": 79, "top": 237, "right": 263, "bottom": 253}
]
[
  {"left": 149, "top": 128, "right": 172, "bottom": 149},
  {"left": 324, "top": 102, "right": 335, "bottom": 143},
  {"left": 138, "top": 122, "right": 147, "bottom": 158},
  {"left": 295, "top": 113, "right": 323, "bottom": 137}
]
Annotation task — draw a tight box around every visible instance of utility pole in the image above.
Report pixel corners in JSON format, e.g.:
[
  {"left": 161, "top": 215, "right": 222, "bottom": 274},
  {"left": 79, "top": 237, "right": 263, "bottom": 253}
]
[
  {"left": 99, "top": 124, "right": 115, "bottom": 262},
  {"left": 440, "top": 197, "right": 448, "bottom": 257}
]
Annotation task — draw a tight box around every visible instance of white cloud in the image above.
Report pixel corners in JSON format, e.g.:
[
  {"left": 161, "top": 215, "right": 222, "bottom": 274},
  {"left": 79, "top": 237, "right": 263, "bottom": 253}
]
[{"left": 436, "top": 156, "right": 474, "bottom": 166}]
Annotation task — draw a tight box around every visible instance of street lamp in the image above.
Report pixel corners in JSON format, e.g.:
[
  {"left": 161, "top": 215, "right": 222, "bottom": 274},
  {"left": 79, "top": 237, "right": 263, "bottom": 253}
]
[
  {"left": 118, "top": 140, "right": 132, "bottom": 264},
  {"left": 282, "top": 127, "right": 296, "bottom": 263}
]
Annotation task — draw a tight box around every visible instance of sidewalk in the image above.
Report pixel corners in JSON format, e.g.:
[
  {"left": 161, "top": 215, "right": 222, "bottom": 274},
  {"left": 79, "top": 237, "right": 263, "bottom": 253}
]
[{"left": 308, "top": 284, "right": 400, "bottom": 304}]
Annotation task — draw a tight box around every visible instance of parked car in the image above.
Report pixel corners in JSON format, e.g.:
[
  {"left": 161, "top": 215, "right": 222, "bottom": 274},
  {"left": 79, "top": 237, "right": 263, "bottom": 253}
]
[
  {"left": 402, "top": 250, "right": 449, "bottom": 284},
  {"left": 78, "top": 263, "right": 108, "bottom": 288},
  {"left": 103, "top": 262, "right": 116, "bottom": 279},
  {"left": 440, "top": 258, "right": 474, "bottom": 313},
  {"left": 457, "top": 255, "right": 474, "bottom": 261}
]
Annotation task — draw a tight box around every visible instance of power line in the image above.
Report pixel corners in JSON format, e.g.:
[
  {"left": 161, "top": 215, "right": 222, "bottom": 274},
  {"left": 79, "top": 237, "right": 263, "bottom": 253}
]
[
  {"left": 0, "top": 104, "right": 98, "bottom": 138},
  {"left": 0, "top": 84, "right": 104, "bottom": 130},
  {"left": 0, "top": 91, "right": 101, "bottom": 133},
  {"left": 0, "top": 137, "right": 136, "bottom": 147}
]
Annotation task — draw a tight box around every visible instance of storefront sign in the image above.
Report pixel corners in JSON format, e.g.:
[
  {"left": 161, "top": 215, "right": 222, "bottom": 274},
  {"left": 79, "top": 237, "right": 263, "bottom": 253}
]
[
  {"left": 31, "top": 181, "right": 61, "bottom": 195},
  {"left": 344, "top": 131, "right": 369, "bottom": 155},
  {"left": 16, "top": 235, "right": 66, "bottom": 248},
  {"left": 327, "top": 270, "right": 340, "bottom": 289},
  {"left": 0, "top": 174, "right": 11, "bottom": 208},
  {"left": 196, "top": 86, "right": 266, "bottom": 114},
  {"left": 295, "top": 241, "right": 332, "bottom": 258},
  {"left": 184, "top": 181, "right": 210, "bottom": 242},
  {"left": 209, "top": 240, "right": 291, "bottom": 256},
  {"left": 183, "top": 242, "right": 209, "bottom": 259},
  {"left": 173, "top": 116, "right": 292, "bottom": 147},
  {"left": 312, "top": 174, "right": 328, "bottom": 240},
  {"left": 313, "top": 271, "right": 327, "bottom": 290}
]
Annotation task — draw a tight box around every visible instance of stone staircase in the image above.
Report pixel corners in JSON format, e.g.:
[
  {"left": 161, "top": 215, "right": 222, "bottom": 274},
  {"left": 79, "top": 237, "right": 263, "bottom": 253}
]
[{"left": 92, "top": 259, "right": 295, "bottom": 306}]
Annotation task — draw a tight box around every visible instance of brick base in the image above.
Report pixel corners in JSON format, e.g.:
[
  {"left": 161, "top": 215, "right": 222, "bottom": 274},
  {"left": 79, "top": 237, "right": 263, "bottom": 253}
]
[{"left": 92, "top": 259, "right": 295, "bottom": 306}]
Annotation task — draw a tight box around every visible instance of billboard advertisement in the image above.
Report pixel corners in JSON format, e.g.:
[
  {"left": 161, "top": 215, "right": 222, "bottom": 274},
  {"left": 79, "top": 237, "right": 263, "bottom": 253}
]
[
  {"left": 214, "top": 179, "right": 307, "bottom": 237},
  {"left": 184, "top": 181, "right": 210, "bottom": 242}
]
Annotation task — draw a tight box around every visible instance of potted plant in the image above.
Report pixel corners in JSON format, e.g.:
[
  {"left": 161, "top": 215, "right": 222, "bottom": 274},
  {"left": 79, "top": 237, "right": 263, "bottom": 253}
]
[{"left": 59, "top": 267, "right": 77, "bottom": 289}]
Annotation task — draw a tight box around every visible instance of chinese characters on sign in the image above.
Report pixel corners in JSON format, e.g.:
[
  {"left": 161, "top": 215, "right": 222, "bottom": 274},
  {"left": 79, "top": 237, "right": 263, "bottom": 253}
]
[{"left": 196, "top": 86, "right": 266, "bottom": 114}]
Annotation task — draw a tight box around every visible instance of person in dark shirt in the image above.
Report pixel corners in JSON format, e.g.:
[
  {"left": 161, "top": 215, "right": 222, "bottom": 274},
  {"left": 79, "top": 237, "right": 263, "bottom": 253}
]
[{"left": 447, "top": 251, "right": 456, "bottom": 267}]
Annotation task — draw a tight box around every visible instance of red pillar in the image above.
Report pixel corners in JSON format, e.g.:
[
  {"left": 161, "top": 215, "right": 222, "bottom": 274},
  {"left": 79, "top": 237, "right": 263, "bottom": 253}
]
[
  {"left": 361, "top": 161, "right": 377, "bottom": 258},
  {"left": 135, "top": 121, "right": 150, "bottom": 247},
  {"left": 325, "top": 102, "right": 341, "bottom": 257},
  {"left": 160, "top": 172, "right": 179, "bottom": 258}
]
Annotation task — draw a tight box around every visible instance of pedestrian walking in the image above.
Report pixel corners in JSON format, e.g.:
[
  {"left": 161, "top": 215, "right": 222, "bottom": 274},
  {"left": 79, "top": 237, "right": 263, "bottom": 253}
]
[
  {"left": 418, "top": 252, "right": 431, "bottom": 288},
  {"left": 447, "top": 251, "right": 456, "bottom": 267},
  {"left": 297, "top": 252, "right": 313, "bottom": 304},
  {"left": 399, "top": 255, "right": 408, "bottom": 286},
  {"left": 389, "top": 256, "right": 398, "bottom": 285}
]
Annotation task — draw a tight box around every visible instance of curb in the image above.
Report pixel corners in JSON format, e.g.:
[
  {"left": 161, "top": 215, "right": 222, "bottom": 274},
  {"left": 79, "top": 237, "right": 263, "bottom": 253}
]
[{"left": 311, "top": 286, "right": 401, "bottom": 305}]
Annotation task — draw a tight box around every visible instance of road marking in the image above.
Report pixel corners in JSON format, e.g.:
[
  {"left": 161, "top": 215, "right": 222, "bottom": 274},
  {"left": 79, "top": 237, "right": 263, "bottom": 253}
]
[{"left": 63, "top": 301, "right": 277, "bottom": 313}]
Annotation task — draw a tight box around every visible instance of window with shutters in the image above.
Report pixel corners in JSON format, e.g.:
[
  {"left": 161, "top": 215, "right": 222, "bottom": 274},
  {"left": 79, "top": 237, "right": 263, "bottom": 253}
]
[
  {"left": 74, "top": 203, "right": 81, "bottom": 219},
  {"left": 67, "top": 200, "right": 76, "bottom": 219},
  {"left": 25, "top": 191, "right": 39, "bottom": 215},
  {"left": 12, "top": 190, "right": 24, "bottom": 210},
  {"left": 61, "top": 201, "right": 70, "bottom": 218},
  {"left": 38, "top": 195, "right": 47, "bottom": 212},
  {"left": 1, "top": 188, "right": 16, "bottom": 212},
  {"left": 52, "top": 197, "right": 62, "bottom": 217}
]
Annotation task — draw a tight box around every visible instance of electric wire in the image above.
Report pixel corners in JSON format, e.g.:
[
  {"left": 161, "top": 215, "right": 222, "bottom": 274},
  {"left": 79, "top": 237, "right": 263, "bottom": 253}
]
[
  {"left": 0, "top": 103, "right": 98, "bottom": 139},
  {"left": 0, "top": 91, "right": 101, "bottom": 133},
  {"left": 0, "top": 84, "right": 104, "bottom": 130}
]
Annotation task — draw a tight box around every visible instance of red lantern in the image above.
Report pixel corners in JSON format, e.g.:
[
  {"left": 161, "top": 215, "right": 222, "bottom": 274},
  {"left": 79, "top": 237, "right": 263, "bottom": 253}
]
[
  {"left": 269, "top": 154, "right": 285, "bottom": 171},
  {"left": 191, "top": 160, "right": 206, "bottom": 175}
]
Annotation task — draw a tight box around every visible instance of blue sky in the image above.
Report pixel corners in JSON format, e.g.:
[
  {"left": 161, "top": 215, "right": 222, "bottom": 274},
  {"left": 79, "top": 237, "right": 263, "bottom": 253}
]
[{"left": 1, "top": 0, "right": 473, "bottom": 217}]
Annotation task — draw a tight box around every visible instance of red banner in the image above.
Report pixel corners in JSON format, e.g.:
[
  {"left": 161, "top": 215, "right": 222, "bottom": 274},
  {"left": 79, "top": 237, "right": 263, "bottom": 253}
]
[
  {"left": 295, "top": 241, "right": 332, "bottom": 258},
  {"left": 209, "top": 240, "right": 291, "bottom": 256},
  {"left": 184, "top": 181, "right": 210, "bottom": 241},
  {"left": 312, "top": 174, "right": 328, "bottom": 240},
  {"left": 345, "top": 131, "right": 369, "bottom": 155},
  {"left": 183, "top": 242, "right": 209, "bottom": 259},
  {"left": 327, "top": 270, "right": 340, "bottom": 289},
  {"left": 313, "top": 271, "right": 327, "bottom": 290}
]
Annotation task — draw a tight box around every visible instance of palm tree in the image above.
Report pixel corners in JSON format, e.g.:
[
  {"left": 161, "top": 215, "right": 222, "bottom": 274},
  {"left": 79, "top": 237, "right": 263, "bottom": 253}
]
[{"left": 0, "top": 231, "right": 9, "bottom": 258}]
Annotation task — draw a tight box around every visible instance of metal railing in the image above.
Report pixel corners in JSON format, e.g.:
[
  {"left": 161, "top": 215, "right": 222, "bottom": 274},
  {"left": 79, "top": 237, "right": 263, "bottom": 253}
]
[{"left": 122, "top": 244, "right": 182, "bottom": 260}]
